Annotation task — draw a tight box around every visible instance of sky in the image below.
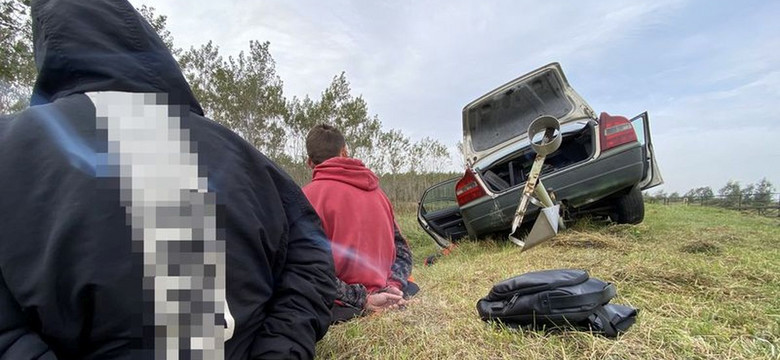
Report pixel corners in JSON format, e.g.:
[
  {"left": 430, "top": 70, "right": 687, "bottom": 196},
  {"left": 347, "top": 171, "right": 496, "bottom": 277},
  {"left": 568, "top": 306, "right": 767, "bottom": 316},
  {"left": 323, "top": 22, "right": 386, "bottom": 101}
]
[{"left": 132, "top": 0, "right": 780, "bottom": 194}]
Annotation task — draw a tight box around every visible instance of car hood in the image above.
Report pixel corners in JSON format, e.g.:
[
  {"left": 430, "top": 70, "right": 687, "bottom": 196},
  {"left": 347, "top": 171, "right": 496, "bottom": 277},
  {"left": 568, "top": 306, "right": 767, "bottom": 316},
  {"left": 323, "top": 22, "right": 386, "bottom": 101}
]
[{"left": 461, "top": 63, "right": 594, "bottom": 166}]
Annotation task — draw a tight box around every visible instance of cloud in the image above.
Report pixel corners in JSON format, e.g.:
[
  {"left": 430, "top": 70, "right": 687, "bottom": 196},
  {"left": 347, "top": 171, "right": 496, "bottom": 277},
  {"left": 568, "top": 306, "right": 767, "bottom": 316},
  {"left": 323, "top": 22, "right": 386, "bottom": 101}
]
[
  {"left": 132, "top": 0, "right": 780, "bottom": 192},
  {"left": 652, "top": 125, "right": 780, "bottom": 193},
  {"left": 654, "top": 71, "right": 780, "bottom": 130}
]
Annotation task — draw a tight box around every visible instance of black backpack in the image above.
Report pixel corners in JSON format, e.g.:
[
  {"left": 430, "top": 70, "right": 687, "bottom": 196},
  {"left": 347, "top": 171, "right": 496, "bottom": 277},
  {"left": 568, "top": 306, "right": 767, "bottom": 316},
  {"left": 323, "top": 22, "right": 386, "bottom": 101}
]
[{"left": 476, "top": 269, "right": 637, "bottom": 337}]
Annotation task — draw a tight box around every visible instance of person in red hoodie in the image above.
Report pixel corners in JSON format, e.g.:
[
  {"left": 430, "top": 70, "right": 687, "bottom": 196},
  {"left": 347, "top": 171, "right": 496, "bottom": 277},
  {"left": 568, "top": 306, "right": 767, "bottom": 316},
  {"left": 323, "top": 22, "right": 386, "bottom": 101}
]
[{"left": 303, "top": 124, "right": 418, "bottom": 323}]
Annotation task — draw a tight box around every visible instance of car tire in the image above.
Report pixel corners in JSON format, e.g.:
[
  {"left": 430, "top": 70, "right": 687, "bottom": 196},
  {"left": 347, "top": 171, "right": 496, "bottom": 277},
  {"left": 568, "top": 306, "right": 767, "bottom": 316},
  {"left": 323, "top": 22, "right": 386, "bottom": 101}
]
[{"left": 611, "top": 186, "right": 644, "bottom": 224}]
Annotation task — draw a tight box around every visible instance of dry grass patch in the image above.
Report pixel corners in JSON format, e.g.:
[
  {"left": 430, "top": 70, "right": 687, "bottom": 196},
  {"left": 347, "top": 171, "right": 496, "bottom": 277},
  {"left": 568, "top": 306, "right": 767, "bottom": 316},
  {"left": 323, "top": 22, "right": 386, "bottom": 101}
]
[
  {"left": 551, "top": 231, "right": 623, "bottom": 250},
  {"left": 680, "top": 240, "right": 723, "bottom": 255}
]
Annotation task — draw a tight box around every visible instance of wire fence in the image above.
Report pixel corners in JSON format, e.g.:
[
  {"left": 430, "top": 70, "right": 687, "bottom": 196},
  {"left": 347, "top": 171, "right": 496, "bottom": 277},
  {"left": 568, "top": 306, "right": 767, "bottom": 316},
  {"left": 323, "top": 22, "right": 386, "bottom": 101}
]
[{"left": 645, "top": 192, "right": 780, "bottom": 217}]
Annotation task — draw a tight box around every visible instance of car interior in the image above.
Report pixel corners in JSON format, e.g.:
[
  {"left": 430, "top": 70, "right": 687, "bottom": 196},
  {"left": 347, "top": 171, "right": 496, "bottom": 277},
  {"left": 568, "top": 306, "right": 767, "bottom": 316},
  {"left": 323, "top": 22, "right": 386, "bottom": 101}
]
[{"left": 480, "top": 124, "right": 595, "bottom": 192}]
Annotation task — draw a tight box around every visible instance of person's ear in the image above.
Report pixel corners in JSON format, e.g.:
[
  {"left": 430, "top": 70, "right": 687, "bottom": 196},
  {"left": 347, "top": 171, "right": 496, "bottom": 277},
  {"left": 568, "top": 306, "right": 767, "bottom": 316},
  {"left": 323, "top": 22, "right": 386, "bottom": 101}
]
[
  {"left": 306, "top": 158, "right": 316, "bottom": 169},
  {"left": 339, "top": 146, "right": 348, "bottom": 158}
]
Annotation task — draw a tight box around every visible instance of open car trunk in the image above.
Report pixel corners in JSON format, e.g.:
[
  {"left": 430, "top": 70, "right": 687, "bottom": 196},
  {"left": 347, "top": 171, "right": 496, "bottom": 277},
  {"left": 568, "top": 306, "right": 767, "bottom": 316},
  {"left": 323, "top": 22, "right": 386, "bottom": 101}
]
[
  {"left": 462, "top": 63, "right": 594, "bottom": 166},
  {"left": 479, "top": 122, "right": 595, "bottom": 192}
]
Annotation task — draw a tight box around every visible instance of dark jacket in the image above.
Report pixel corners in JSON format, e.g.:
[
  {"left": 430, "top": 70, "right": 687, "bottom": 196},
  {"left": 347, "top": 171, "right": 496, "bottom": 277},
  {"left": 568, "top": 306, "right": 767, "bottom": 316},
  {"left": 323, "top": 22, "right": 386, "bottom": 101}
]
[{"left": 0, "top": 0, "right": 335, "bottom": 359}]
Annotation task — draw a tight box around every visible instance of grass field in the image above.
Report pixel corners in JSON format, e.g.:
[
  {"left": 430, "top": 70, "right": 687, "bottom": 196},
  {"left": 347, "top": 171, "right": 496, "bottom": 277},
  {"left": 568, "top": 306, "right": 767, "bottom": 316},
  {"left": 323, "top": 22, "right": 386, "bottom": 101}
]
[{"left": 315, "top": 203, "right": 780, "bottom": 359}]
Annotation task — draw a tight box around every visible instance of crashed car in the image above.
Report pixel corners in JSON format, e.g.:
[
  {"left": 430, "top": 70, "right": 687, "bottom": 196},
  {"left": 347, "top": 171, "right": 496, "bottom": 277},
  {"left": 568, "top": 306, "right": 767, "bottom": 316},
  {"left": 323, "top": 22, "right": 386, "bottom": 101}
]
[{"left": 418, "top": 63, "right": 663, "bottom": 248}]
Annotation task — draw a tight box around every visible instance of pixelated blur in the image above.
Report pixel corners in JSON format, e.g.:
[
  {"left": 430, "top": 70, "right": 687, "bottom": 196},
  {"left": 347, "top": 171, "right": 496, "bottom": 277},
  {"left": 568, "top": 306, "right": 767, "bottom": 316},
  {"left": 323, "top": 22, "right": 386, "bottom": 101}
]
[{"left": 89, "top": 92, "right": 230, "bottom": 359}]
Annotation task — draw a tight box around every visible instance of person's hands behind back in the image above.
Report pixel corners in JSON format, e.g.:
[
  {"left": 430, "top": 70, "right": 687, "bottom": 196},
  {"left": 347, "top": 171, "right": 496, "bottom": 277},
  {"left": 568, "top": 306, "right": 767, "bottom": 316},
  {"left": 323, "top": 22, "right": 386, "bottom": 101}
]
[
  {"left": 364, "top": 290, "right": 406, "bottom": 312},
  {"left": 384, "top": 285, "right": 403, "bottom": 297}
]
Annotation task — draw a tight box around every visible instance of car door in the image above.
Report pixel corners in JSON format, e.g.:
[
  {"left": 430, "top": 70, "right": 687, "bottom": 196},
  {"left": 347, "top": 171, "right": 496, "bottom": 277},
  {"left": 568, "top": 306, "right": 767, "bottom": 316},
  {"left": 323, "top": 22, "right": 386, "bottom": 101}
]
[
  {"left": 417, "top": 177, "right": 468, "bottom": 248},
  {"left": 630, "top": 112, "right": 664, "bottom": 190}
]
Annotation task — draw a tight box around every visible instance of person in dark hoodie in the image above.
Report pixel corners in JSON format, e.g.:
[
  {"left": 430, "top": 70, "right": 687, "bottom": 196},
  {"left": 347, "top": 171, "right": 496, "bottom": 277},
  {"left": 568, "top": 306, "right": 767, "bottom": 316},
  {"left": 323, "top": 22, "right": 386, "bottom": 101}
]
[
  {"left": 0, "top": 0, "right": 335, "bottom": 359},
  {"left": 302, "top": 124, "right": 418, "bottom": 323}
]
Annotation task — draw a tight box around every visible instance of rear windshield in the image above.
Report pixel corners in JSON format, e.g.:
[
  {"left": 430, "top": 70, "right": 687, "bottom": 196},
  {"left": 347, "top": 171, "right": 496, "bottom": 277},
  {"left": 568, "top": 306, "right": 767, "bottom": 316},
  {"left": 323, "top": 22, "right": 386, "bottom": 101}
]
[{"left": 467, "top": 69, "right": 573, "bottom": 152}]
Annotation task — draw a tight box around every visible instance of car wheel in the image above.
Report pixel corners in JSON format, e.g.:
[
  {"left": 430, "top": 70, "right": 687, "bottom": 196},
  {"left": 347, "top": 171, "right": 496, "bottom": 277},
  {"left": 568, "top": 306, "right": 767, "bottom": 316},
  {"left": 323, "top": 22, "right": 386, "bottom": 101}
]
[{"left": 611, "top": 186, "right": 644, "bottom": 224}]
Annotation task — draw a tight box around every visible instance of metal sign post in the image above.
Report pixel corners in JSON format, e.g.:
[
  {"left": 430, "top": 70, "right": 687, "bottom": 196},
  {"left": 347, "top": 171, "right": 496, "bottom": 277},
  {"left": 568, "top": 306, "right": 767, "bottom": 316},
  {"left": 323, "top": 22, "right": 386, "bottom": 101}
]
[{"left": 508, "top": 116, "right": 565, "bottom": 251}]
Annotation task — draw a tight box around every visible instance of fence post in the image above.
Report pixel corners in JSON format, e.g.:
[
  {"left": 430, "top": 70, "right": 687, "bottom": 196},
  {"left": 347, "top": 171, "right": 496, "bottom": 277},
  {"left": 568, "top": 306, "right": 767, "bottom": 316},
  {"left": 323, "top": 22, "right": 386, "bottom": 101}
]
[
  {"left": 738, "top": 195, "right": 742, "bottom": 210},
  {"left": 777, "top": 193, "right": 780, "bottom": 217}
]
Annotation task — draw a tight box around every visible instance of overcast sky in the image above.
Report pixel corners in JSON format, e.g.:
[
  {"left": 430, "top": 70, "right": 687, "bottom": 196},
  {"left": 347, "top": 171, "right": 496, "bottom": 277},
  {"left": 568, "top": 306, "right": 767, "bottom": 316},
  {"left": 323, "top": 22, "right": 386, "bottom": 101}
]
[{"left": 132, "top": 0, "right": 779, "bottom": 194}]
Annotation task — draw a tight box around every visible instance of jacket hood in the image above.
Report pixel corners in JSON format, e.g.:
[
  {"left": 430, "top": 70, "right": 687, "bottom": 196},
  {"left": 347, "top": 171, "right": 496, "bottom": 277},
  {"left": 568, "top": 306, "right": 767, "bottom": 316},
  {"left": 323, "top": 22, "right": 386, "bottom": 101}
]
[
  {"left": 30, "top": 0, "right": 203, "bottom": 115},
  {"left": 311, "top": 157, "right": 379, "bottom": 191}
]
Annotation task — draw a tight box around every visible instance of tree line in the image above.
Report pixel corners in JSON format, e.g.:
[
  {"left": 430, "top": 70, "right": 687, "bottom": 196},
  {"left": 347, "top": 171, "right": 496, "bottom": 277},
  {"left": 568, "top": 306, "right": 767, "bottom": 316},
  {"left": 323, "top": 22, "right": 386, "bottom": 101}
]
[
  {"left": 645, "top": 178, "right": 777, "bottom": 210},
  {"left": 1, "top": 2, "right": 458, "bottom": 202}
]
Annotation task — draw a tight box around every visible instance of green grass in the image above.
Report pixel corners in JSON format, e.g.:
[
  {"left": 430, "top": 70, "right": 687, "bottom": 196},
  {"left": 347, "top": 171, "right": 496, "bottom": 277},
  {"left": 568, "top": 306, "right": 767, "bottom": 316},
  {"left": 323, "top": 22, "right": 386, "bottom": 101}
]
[{"left": 315, "top": 204, "right": 780, "bottom": 359}]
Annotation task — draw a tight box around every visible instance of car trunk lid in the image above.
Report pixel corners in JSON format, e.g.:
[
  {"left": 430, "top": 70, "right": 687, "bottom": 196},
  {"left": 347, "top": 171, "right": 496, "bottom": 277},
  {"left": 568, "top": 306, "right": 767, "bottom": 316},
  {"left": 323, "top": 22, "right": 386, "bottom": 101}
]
[{"left": 462, "top": 63, "right": 594, "bottom": 166}]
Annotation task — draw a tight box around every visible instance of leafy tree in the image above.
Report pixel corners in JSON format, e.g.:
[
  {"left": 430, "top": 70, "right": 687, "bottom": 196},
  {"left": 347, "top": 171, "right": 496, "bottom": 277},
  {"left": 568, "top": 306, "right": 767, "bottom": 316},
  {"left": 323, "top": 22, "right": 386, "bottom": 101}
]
[
  {"left": 374, "top": 129, "right": 411, "bottom": 200},
  {"left": 0, "top": 0, "right": 34, "bottom": 113},
  {"left": 684, "top": 186, "right": 714, "bottom": 204},
  {"left": 181, "top": 41, "right": 289, "bottom": 160},
  {"left": 0, "top": 3, "right": 176, "bottom": 114},
  {"left": 1, "top": 3, "right": 458, "bottom": 186},
  {"left": 753, "top": 178, "right": 775, "bottom": 205},
  {"left": 285, "top": 72, "right": 382, "bottom": 167},
  {"left": 649, "top": 189, "right": 667, "bottom": 204},
  {"left": 179, "top": 41, "right": 224, "bottom": 116},
  {"left": 137, "top": 5, "right": 178, "bottom": 57},
  {"left": 696, "top": 186, "right": 714, "bottom": 205},
  {"left": 455, "top": 141, "right": 466, "bottom": 169},
  {"left": 213, "top": 41, "right": 288, "bottom": 159},
  {"left": 741, "top": 183, "right": 756, "bottom": 204},
  {"left": 284, "top": 95, "right": 319, "bottom": 161},
  {"left": 718, "top": 180, "right": 742, "bottom": 207},
  {"left": 317, "top": 73, "right": 381, "bottom": 163},
  {"left": 376, "top": 129, "right": 411, "bottom": 175},
  {"left": 409, "top": 137, "right": 451, "bottom": 174},
  {"left": 696, "top": 186, "right": 714, "bottom": 200}
]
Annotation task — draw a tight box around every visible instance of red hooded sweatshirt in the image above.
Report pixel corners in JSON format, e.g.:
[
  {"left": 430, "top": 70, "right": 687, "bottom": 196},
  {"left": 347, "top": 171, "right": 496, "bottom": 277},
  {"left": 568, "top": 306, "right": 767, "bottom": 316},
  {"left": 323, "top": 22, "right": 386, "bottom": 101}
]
[{"left": 303, "top": 157, "right": 396, "bottom": 293}]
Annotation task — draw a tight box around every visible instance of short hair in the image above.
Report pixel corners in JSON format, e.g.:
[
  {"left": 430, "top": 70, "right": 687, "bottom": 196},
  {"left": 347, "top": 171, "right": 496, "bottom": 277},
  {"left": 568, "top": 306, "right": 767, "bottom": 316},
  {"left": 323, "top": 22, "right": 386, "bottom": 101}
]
[{"left": 306, "top": 124, "right": 346, "bottom": 165}]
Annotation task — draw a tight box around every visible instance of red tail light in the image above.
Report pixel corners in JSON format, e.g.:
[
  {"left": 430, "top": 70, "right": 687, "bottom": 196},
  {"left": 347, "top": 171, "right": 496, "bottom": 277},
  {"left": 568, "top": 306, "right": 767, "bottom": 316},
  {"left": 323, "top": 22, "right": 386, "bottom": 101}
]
[
  {"left": 599, "top": 112, "right": 637, "bottom": 151},
  {"left": 456, "top": 169, "right": 487, "bottom": 206}
]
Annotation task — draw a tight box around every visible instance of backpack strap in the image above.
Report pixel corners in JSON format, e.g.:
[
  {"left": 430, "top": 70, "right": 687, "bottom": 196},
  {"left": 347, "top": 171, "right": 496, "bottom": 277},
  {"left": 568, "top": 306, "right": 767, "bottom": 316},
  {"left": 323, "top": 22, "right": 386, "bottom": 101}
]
[
  {"left": 590, "top": 306, "right": 619, "bottom": 337},
  {"left": 547, "top": 283, "right": 616, "bottom": 310},
  {"left": 586, "top": 304, "right": 638, "bottom": 337}
]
